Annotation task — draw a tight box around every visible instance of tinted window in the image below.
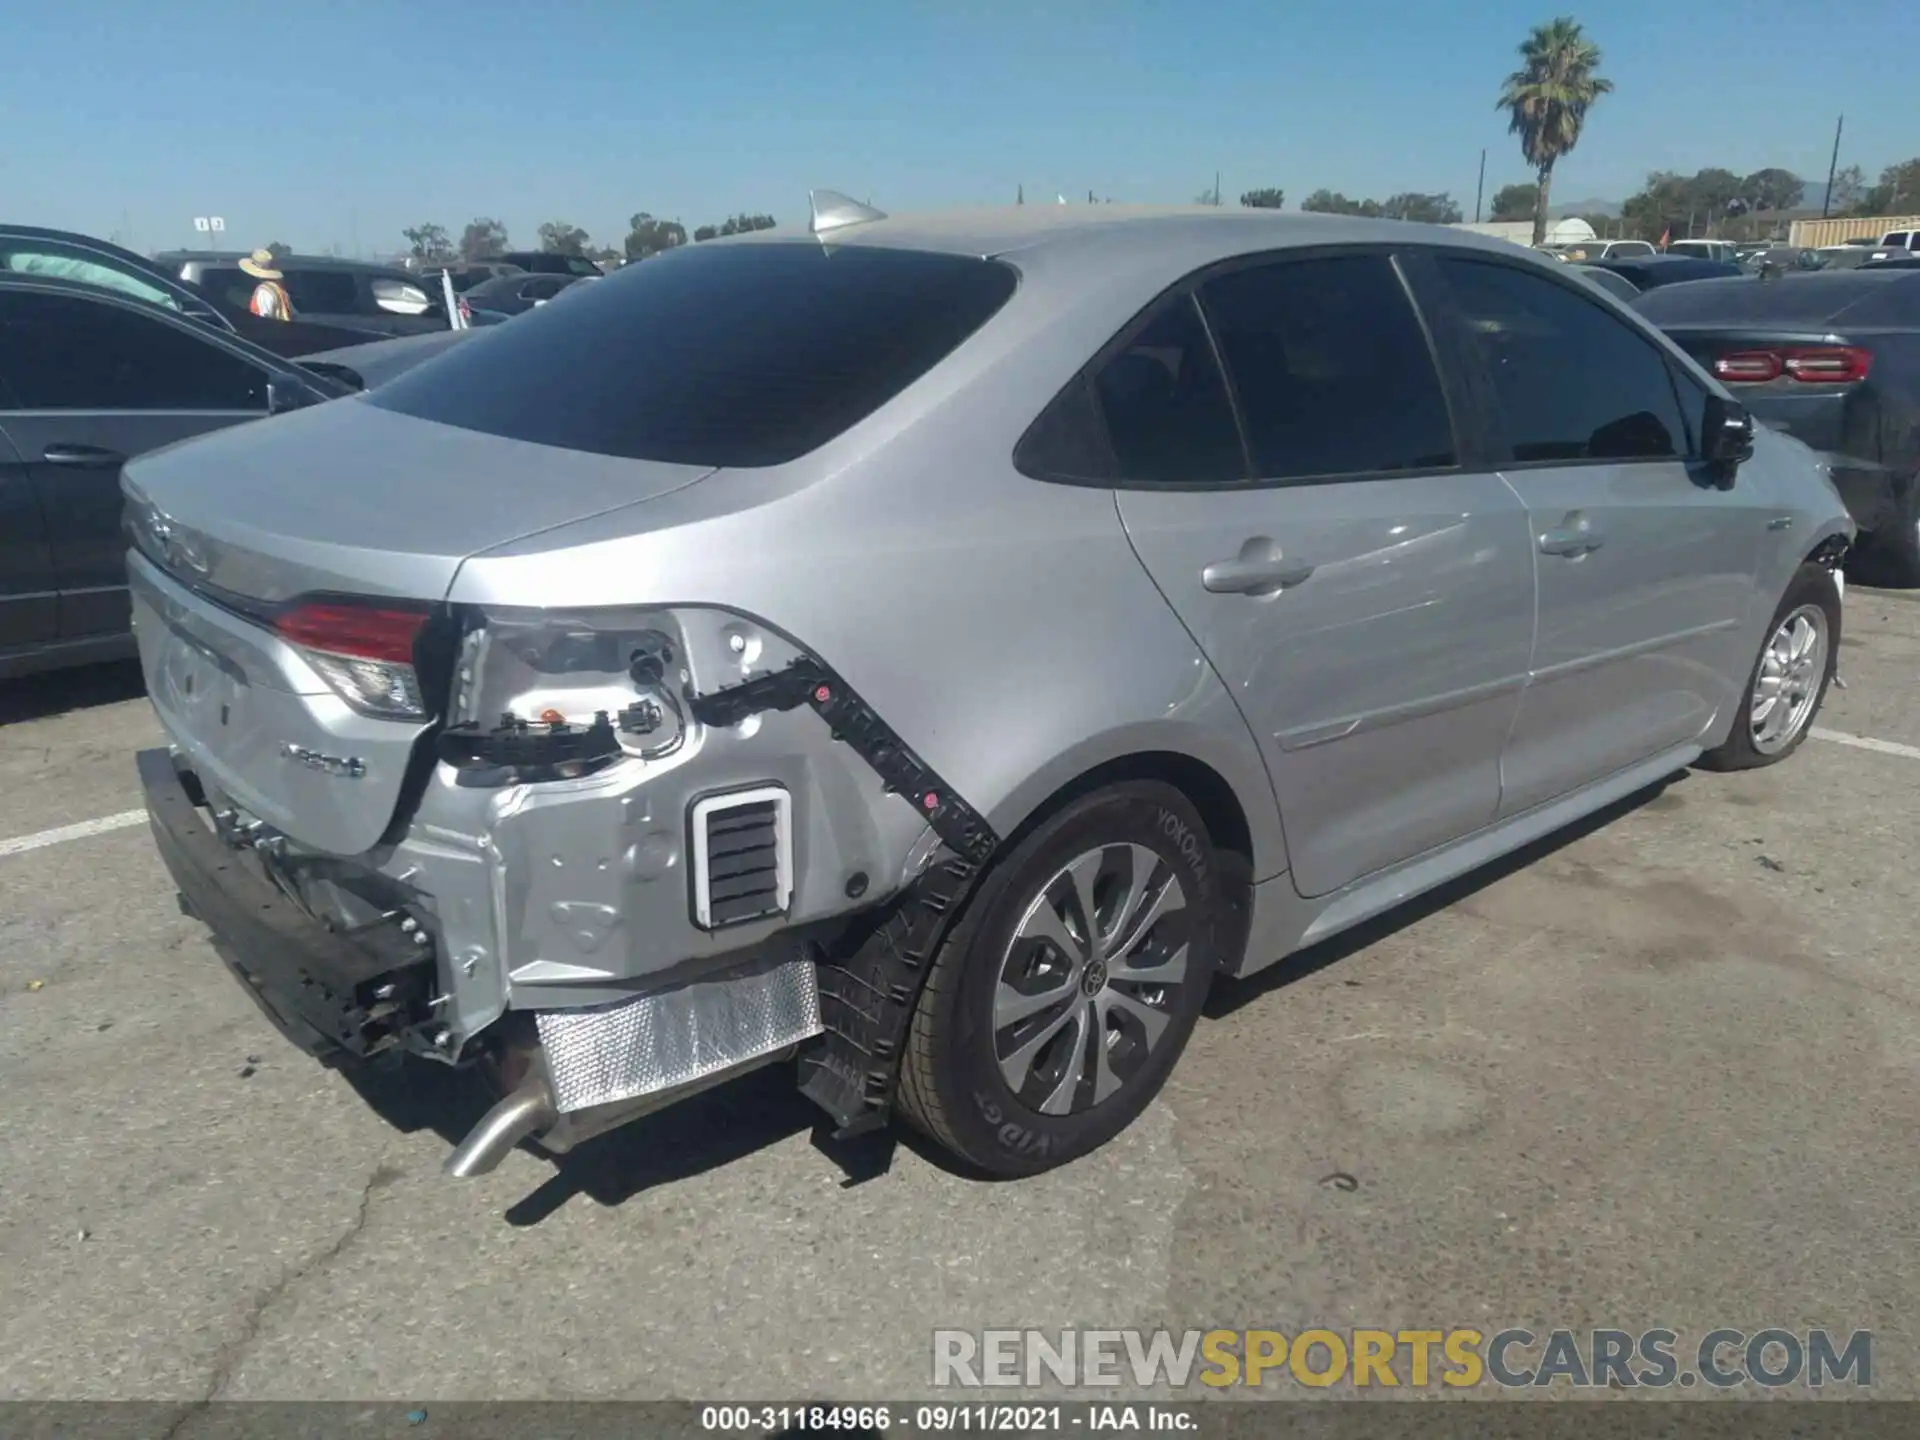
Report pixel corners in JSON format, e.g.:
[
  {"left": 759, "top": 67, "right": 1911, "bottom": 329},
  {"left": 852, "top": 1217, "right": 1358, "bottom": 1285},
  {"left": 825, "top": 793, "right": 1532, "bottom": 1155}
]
[
  {"left": 1200, "top": 255, "right": 1455, "bottom": 480},
  {"left": 369, "top": 243, "right": 1017, "bottom": 466},
  {"left": 1091, "top": 294, "right": 1244, "bottom": 484},
  {"left": 1436, "top": 257, "right": 1685, "bottom": 463},
  {"left": 195, "top": 265, "right": 361, "bottom": 314},
  {"left": 0, "top": 289, "right": 267, "bottom": 411},
  {"left": 525, "top": 276, "right": 569, "bottom": 300}
]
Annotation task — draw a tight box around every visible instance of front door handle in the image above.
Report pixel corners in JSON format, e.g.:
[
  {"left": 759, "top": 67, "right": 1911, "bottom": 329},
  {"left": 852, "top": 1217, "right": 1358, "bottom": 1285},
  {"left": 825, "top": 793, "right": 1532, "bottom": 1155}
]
[
  {"left": 1202, "top": 542, "right": 1316, "bottom": 596},
  {"left": 1538, "top": 512, "right": 1604, "bottom": 558},
  {"left": 41, "top": 443, "right": 126, "bottom": 469}
]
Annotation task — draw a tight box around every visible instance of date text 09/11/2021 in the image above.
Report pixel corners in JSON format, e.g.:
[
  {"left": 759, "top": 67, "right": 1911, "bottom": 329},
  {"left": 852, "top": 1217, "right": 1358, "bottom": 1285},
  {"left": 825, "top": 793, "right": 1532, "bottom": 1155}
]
[{"left": 699, "top": 1404, "right": 1194, "bottom": 1432}]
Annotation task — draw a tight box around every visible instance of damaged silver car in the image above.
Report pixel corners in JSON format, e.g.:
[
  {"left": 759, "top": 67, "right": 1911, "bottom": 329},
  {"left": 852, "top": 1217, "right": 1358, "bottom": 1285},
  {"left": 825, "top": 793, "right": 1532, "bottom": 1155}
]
[{"left": 128, "top": 192, "right": 1852, "bottom": 1179}]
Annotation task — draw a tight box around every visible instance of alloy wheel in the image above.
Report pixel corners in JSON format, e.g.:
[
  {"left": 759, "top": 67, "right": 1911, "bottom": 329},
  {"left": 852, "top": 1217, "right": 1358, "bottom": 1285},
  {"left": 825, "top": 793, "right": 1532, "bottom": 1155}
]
[
  {"left": 991, "top": 843, "right": 1192, "bottom": 1116},
  {"left": 1750, "top": 603, "right": 1829, "bottom": 755}
]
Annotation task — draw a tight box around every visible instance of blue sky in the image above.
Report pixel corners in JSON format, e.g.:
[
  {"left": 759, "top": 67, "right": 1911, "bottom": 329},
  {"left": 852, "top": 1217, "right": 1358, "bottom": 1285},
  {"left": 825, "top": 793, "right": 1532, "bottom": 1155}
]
[{"left": 2, "top": 0, "right": 1910, "bottom": 257}]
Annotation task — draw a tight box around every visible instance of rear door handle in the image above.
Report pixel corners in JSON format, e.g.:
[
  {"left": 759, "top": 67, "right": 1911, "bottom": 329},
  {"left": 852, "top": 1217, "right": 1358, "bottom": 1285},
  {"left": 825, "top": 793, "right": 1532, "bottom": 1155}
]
[
  {"left": 41, "top": 443, "right": 126, "bottom": 469},
  {"left": 1202, "top": 554, "right": 1316, "bottom": 595},
  {"left": 1538, "top": 512, "right": 1604, "bottom": 557}
]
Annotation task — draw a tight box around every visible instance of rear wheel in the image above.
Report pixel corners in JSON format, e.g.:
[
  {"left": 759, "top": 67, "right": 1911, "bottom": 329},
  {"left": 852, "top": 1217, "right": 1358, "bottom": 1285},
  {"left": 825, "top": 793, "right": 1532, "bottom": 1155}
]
[
  {"left": 1698, "top": 563, "right": 1839, "bottom": 771},
  {"left": 896, "top": 782, "right": 1218, "bottom": 1176},
  {"left": 1856, "top": 477, "right": 1920, "bottom": 587}
]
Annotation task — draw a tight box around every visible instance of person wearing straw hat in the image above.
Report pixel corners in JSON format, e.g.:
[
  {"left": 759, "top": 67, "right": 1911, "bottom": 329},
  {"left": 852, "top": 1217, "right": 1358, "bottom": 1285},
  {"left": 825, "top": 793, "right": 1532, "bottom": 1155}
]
[{"left": 239, "top": 248, "right": 294, "bottom": 320}]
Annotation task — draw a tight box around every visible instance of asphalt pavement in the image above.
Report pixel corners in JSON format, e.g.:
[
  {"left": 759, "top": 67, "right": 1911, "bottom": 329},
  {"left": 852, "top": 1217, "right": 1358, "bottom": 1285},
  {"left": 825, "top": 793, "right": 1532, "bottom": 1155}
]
[{"left": 2, "top": 589, "right": 1917, "bottom": 1406}]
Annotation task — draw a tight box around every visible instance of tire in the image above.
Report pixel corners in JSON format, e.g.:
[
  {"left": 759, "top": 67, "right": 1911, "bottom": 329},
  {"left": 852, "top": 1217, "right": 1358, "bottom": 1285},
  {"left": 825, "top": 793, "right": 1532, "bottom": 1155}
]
[
  {"left": 1697, "top": 563, "right": 1840, "bottom": 771},
  {"left": 1855, "top": 477, "right": 1920, "bottom": 588},
  {"left": 895, "top": 781, "right": 1219, "bottom": 1177}
]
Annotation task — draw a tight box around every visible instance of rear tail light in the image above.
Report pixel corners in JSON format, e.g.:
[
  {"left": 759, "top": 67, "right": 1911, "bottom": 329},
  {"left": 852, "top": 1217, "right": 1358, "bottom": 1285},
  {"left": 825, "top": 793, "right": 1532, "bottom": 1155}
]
[
  {"left": 458, "top": 297, "right": 472, "bottom": 323},
  {"left": 275, "top": 599, "right": 432, "bottom": 720},
  {"left": 1713, "top": 346, "right": 1872, "bottom": 385}
]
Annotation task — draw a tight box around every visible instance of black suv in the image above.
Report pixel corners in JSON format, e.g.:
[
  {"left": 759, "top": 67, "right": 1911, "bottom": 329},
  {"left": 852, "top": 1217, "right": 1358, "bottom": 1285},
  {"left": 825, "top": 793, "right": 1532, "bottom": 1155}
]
[{"left": 158, "top": 252, "right": 455, "bottom": 337}]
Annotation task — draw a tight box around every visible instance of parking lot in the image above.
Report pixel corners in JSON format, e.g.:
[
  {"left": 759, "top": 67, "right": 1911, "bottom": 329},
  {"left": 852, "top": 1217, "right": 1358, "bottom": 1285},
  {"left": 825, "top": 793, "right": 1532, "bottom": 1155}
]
[{"left": 1, "top": 584, "right": 1916, "bottom": 1404}]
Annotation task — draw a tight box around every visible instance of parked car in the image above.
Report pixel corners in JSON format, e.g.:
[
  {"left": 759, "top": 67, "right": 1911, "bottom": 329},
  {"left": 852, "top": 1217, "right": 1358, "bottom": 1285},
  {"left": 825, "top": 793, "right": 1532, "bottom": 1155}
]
[
  {"left": 1569, "top": 263, "right": 1640, "bottom": 302},
  {"left": 1860, "top": 255, "right": 1920, "bottom": 271},
  {"left": 1742, "top": 247, "right": 1826, "bottom": 274},
  {"left": 496, "top": 250, "right": 605, "bottom": 278},
  {"left": 419, "top": 261, "right": 526, "bottom": 295},
  {"left": 1590, "top": 255, "right": 1744, "bottom": 291},
  {"left": 1546, "top": 238, "right": 1658, "bottom": 262},
  {"left": 1666, "top": 240, "right": 1739, "bottom": 263},
  {"left": 0, "top": 275, "right": 350, "bottom": 679},
  {"left": 1813, "top": 244, "right": 1894, "bottom": 271},
  {"left": 1876, "top": 229, "right": 1920, "bottom": 256},
  {"left": 295, "top": 328, "right": 487, "bottom": 391},
  {"left": 456, "top": 270, "right": 583, "bottom": 318},
  {"left": 1634, "top": 268, "right": 1920, "bottom": 583},
  {"left": 160, "top": 252, "right": 455, "bottom": 337},
  {"left": 123, "top": 202, "right": 1849, "bottom": 1183},
  {"left": 1, "top": 224, "right": 383, "bottom": 356}
]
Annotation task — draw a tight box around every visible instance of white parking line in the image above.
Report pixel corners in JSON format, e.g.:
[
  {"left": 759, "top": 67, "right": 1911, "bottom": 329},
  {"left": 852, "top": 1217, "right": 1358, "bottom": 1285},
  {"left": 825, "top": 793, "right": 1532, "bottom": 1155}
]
[
  {"left": 1810, "top": 727, "right": 1920, "bottom": 762},
  {"left": 0, "top": 809, "right": 147, "bottom": 858}
]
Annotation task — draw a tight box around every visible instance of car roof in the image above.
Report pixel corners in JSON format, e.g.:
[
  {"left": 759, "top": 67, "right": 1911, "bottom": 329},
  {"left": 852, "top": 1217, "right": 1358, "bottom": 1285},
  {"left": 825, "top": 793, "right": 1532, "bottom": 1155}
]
[{"left": 694, "top": 204, "right": 1547, "bottom": 304}]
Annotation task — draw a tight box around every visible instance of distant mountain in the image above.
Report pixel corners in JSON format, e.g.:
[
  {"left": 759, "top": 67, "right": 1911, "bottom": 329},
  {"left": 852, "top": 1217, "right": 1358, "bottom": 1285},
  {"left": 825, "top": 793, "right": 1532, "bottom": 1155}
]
[{"left": 1552, "top": 196, "right": 1622, "bottom": 218}]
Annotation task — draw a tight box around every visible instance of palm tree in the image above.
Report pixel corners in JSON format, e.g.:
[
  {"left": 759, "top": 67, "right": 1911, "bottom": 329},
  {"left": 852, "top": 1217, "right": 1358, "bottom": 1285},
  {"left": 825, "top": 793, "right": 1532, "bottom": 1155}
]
[{"left": 1497, "top": 17, "right": 1614, "bottom": 245}]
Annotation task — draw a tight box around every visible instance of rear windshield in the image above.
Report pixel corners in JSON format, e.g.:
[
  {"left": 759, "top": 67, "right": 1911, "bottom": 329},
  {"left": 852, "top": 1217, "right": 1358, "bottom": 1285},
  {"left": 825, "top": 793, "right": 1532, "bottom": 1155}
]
[
  {"left": 1635, "top": 272, "right": 1920, "bottom": 326},
  {"left": 368, "top": 242, "right": 1019, "bottom": 466}
]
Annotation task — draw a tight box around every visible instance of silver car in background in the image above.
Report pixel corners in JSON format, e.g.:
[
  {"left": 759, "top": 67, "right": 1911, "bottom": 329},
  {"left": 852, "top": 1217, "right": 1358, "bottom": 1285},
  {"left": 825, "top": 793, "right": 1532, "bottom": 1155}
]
[{"left": 124, "top": 195, "right": 1851, "bottom": 1181}]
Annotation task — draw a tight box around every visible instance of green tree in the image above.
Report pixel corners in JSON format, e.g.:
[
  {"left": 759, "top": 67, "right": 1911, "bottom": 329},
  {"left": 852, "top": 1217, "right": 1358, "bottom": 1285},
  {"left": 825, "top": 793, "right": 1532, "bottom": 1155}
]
[
  {"left": 459, "top": 218, "right": 509, "bottom": 260},
  {"left": 1488, "top": 181, "right": 1539, "bottom": 221},
  {"left": 1865, "top": 157, "right": 1920, "bottom": 216},
  {"left": 1300, "top": 189, "right": 1381, "bottom": 216},
  {"left": 1739, "top": 168, "right": 1804, "bottom": 214},
  {"left": 693, "top": 224, "right": 719, "bottom": 242},
  {"left": 716, "top": 213, "right": 777, "bottom": 236},
  {"left": 401, "top": 223, "right": 453, "bottom": 262},
  {"left": 1382, "top": 192, "right": 1463, "bottom": 223},
  {"left": 1239, "top": 187, "right": 1286, "bottom": 209},
  {"left": 1826, "top": 164, "right": 1866, "bottom": 216},
  {"left": 537, "top": 221, "right": 591, "bottom": 256},
  {"left": 264, "top": 241, "right": 292, "bottom": 262},
  {"left": 1497, "top": 16, "right": 1614, "bottom": 245},
  {"left": 624, "top": 212, "right": 687, "bottom": 260}
]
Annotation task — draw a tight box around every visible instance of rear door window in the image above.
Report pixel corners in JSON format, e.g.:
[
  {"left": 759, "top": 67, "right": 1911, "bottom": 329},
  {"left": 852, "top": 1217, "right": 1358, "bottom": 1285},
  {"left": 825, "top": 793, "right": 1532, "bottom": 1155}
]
[
  {"left": 280, "top": 269, "right": 363, "bottom": 314},
  {"left": 1434, "top": 256, "right": 1686, "bottom": 464},
  {"left": 0, "top": 289, "right": 267, "bottom": 411},
  {"left": 1198, "top": 253, "right": 1456, "bottom": 481},
  {"left": 367, "top": 243, "right": 1017, "bottom": 466}
]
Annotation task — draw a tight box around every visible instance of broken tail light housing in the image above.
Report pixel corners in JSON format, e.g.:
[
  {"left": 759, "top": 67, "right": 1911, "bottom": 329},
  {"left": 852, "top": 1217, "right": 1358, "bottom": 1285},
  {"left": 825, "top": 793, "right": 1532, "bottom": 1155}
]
[
  {"left": 1714, "top": 347, "right": 1872, "bottom": 385},
  {"left": 275, "top": 599, "right": 432, "bottom": 720}
]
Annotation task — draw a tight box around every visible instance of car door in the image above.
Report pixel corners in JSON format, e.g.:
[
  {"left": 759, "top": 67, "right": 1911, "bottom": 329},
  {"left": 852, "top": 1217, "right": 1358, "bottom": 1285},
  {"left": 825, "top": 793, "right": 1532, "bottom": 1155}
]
[
  {"left": 0, "top": 404, "right": 58, "bottom": 656},
  {"left": 1426, "top": 253, "right": 1771, "bottom": 814},
  {"left": 1107, "top": 250, "right": 1537, "bottom": 899},
  {"left": 0, "top": 285, "right": 271, "bottom": 640}
]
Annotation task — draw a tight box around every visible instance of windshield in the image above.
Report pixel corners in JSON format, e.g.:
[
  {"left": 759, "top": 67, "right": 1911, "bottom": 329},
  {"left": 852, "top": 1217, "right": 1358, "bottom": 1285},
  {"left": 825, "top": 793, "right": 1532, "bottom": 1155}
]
[{"left": 368, "top": 242, "right": 1018, "bottom": 467}]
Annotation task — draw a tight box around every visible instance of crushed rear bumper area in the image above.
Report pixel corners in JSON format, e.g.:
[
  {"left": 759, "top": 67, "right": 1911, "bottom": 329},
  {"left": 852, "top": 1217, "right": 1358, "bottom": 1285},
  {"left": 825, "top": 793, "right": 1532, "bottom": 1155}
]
[{"left": 138, "top": 747, "right": 436, "bottom": 1067}]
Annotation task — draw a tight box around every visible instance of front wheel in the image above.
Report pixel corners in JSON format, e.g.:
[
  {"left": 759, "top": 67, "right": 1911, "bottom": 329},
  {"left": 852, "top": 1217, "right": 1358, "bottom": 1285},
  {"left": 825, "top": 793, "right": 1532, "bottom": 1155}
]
[
  {"left": 1698, "top": 563, "right": 1839, "bottom": 771},
  {"left": 895, "top": 781, "right": 1219, "bottom": 1177}
]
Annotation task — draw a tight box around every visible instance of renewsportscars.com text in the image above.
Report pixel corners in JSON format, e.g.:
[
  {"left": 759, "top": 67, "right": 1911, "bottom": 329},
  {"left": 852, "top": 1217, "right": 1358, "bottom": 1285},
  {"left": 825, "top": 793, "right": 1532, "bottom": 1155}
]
[{"left": 932, "top": 1327, "right": 1871, "bottom": 1390}]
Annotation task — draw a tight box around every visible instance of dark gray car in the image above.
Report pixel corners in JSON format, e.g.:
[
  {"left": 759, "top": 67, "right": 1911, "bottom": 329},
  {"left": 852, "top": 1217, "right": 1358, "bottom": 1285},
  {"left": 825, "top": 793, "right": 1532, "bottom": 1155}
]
[{"left": 0, "top": 276, "right": 345, "bottom": 677}]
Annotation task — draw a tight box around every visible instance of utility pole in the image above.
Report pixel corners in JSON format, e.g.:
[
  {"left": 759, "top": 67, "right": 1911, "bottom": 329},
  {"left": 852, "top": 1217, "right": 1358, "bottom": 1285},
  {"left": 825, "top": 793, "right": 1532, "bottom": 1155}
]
[
  {"left": 1822, "top": 114, "right": 1844, "bottom": 217},
  {"left": 1214, "top": 171, "right": 1221, "bottom": 207},
  {"left": 1474, "top": 148, "right": 1487, "bottom": 223}
]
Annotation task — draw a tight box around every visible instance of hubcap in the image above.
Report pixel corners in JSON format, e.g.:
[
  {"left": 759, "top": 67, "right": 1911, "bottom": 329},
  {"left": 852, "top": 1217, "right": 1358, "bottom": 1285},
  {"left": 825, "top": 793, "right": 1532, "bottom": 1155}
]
[
  {"left": 992, "top": 843, "right": 1192, "bottom": 1117},
  {"left": 1750, "top": 603, "right": 1828, "bottom": 755}
]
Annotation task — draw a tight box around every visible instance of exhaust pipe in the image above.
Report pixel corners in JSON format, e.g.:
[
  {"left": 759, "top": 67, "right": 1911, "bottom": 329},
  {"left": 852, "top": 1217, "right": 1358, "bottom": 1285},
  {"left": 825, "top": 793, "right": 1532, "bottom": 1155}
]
[{"left": 443, "top": 1077, "right": 557, "bottom": 1178}]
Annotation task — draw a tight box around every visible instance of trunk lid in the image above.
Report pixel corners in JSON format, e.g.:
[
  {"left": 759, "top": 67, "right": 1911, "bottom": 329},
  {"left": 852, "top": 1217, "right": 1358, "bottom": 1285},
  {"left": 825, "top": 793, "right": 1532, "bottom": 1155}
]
[
  {"left": 121, "top": 396, "right": 715, "bottom": 605},
  {"left": 125, "top": 399, "right": 714, "bottom": 856}
]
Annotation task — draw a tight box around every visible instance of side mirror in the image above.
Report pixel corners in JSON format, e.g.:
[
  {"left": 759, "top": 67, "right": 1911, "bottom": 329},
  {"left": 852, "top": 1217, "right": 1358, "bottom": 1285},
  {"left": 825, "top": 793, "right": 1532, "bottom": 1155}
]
[
  {"left": 1701, "top": 393, "right": 1754, "bottom": 485},
  {"left": 266, "top": 373, "right": 318, "bottom": 415}
]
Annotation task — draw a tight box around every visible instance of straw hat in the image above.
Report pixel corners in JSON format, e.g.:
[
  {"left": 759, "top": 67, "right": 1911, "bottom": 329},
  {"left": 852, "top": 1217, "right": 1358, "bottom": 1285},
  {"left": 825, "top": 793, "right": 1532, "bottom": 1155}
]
[{"left": 238, "top": 248, "right": 284, "bottom": 280}]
